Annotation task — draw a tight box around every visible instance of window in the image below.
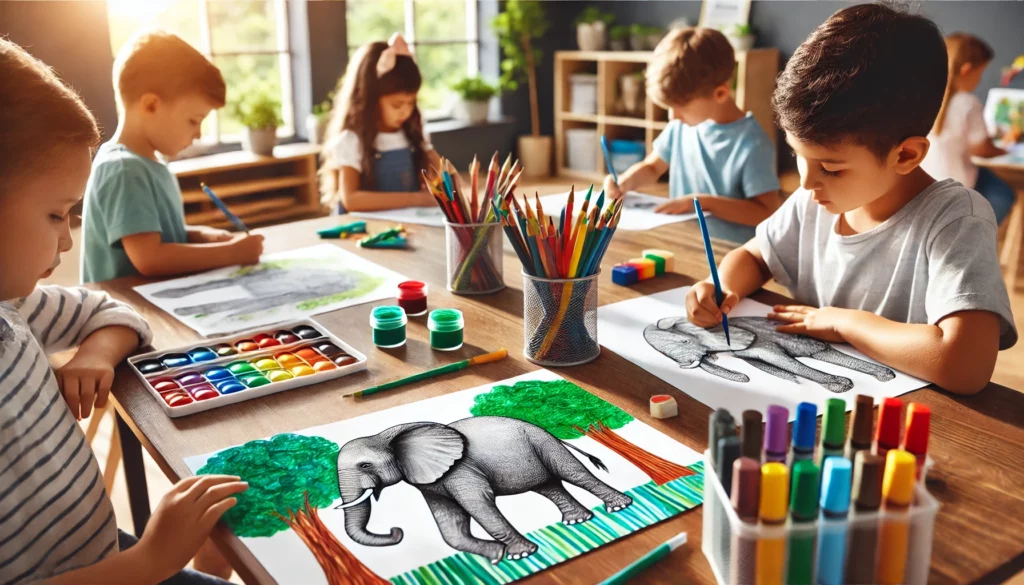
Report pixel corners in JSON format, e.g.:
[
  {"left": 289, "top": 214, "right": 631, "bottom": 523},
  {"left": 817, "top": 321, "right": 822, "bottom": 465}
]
[
  {"left": 346, "top": 0, "right": 479, "bottom": 119},
  {"left": 107, "top": 0, "right": 294, "bottom": 144}
]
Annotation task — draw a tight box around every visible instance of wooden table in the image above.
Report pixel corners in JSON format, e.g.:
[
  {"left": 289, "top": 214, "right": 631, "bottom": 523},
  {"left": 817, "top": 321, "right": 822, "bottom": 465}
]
[
  {"left": 96, "top": 215, "right": 1024, "bottom": 585},
  {"left": 975, "top": 154, "right": 1024, "bottom": 291}
]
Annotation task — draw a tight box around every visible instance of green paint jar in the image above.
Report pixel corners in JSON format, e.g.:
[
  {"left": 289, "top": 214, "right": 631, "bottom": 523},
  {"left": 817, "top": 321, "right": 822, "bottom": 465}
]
[
  {"left": 370, "top": 305, "right": 408, "bottom": 348},
  {"left": 428, "top": 308, "right": 464, "bottom": 351}
]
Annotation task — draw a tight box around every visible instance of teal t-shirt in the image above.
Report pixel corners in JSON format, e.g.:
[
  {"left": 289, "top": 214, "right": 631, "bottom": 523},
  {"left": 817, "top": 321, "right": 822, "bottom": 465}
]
[
  {"left": 81, "top": 142, "right": 189, "bottom": 283},
  {"left": 653, "top": 113, "right": 780, "bottom": 243}
]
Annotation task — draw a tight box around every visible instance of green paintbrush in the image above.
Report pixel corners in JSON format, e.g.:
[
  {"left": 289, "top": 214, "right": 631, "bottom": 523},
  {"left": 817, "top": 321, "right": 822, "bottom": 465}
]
[{"left": 347, "top": 349, "right": 508, "bottom": 397}]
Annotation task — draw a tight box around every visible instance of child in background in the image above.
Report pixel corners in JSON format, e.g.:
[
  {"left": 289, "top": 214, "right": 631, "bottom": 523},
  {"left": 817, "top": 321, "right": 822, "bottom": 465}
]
[
  {"left": 686, "top": 4, "right": 1016, "bottom": 395},
  {"left": 922, "top": 32, "right": 1014, "bottom": 225},
  {"left": 320, "top": 34, "right": 443, "bottom": 213},
  {"left": 603, "top": 27, "right": 781, "bottom": 244},
  {"left": 1, "top": 38, "right": 245, "bottom": 584},
  {"left": 81, "top": 31, "right": 264, "bottom": 284}
]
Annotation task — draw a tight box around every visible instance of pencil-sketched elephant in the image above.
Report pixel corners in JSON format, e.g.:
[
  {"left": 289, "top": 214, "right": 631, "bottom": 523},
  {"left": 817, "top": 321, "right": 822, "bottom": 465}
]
[
  {"left": 333, "top": 416, "right": 633, "bottom": 563},
  {"left": 644, "top": 316, "right": 895, "bottom": 393}
]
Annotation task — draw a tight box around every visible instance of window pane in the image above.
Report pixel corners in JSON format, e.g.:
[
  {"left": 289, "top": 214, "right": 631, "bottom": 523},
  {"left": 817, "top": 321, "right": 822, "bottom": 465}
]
[
  {"left": 107, "top": 0, "right": 201, "bottom": 55},
  {"left": 216, "top": 54, "right": 285, "bottom": 137},
  {"left": 208, "top": 0, "right": 279, "bottom": 53},
  {"left": 414, "top": 0, "right": 466, "bottom": 41},
  {"left": 414, "top": 43, "right": 469, "bottom": 115},
  {"left": 346, "top": 0, "right": 405, "bottom": 50}
]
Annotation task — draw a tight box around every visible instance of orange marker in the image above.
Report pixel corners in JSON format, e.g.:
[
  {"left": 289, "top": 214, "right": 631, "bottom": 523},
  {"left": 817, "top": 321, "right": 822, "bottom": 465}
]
[
  {"left": 876, "top": 449, "right": 916, "bottom": 585},
  {"left": 755, "top": 462, "right": 788, "bottom": 585}
]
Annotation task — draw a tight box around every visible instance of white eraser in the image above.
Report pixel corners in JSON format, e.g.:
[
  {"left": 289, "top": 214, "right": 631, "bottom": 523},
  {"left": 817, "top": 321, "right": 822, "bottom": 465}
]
[{"left": 650, "top": 394, "right": 678, "bottom": 419}]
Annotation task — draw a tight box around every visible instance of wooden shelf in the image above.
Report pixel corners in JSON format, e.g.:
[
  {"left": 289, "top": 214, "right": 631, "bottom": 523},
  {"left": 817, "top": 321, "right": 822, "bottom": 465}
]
[
  {"left": 180, "top": 176, "right": 314, "bottom": 204},
  {"left": 560, "top": 112, "right": 601, "bottom": 124},
  {"left": 602, "top": 115, "right": 652, "bottom": 129}
]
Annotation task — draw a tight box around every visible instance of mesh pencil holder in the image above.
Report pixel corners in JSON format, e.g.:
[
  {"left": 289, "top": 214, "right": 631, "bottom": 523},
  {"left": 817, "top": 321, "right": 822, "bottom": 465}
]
[
  {"left": 445, "top": 221, "right": 505, "bottom": 295},
  {"left": 522, "top": 271, "right": 600, "bottom": 366}
]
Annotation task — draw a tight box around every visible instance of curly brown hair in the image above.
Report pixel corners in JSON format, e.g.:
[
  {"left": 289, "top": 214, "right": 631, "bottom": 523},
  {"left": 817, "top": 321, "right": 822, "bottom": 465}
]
[{"left": 320, "top": 41, "right": 425, "bottom": 200}]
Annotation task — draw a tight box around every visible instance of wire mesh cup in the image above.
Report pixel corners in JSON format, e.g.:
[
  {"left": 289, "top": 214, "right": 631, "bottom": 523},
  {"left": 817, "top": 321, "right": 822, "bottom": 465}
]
[
  {"left": 522, "top": 271, "right": 600, "bottom": 366},
  {"left": 445, "top": 221, "right": 505, "bottom": 295}
]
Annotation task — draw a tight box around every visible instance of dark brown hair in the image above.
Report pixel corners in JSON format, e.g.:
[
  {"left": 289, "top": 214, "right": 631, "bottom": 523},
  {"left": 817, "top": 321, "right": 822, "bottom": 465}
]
[
  {"left": 320, "top": 41, "right": 425, "bottom": 198},
  {"left": 773, "top": 3, "right": 948, "bottom": 158},
  {"left": 0, "top": 37, "right": 100, "bottom": 189},
  {"left": 114, "top": 30, "right": 226, "bottom": 108},
  {"left": 933, "top": 32, "right": 994, "bottom": 134},
  {"left": 646, "top": 27, "right": 735, "bottom": 108}
]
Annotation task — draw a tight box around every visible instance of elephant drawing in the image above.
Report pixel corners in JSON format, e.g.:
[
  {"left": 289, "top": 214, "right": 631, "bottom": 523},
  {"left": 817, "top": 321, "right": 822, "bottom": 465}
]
[
  {"left": 333, "top": 416, "right": 633, "bottom": 564},
  {"left": 644, "top": 316, "right": 896, "bottom": 393}
]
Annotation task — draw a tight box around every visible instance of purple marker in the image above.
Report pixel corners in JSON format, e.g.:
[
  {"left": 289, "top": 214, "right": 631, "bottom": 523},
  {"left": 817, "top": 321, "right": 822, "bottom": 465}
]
[{"left": 765, "top": 405, "right": 789, "bottom": 463}]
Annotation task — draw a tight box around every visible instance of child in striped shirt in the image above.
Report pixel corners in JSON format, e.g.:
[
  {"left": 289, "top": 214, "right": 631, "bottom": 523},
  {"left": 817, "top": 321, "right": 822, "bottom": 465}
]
[{"left": 1, "top": 39, "right": 247, "bottom": 585}]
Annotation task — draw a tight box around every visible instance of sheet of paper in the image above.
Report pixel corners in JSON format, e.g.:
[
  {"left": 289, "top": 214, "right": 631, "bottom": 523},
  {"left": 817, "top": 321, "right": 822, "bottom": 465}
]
[
  {"left": 184, "top": 370, "right": 704, "bottom": 585},
  {"left": 350, "top": 206, "right": 448, "bottom": 227},
  {"left": 598, "top": 287, "right": 928, "bottom": 418},
  {"left": 540, "top": 191, "right": 697, "bottom": 231},
  {"left": 134, "top": 244, "right": 407, "bottom": 337}
]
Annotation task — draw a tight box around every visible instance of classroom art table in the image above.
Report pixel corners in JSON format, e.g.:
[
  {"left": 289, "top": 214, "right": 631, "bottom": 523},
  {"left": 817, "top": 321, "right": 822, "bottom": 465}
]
[
  {"left": 95, "top": 215, "right": 1024, "bottom": 585},
  {"left": 975, "top": 154, "right": 1024, "bottom": 292}
]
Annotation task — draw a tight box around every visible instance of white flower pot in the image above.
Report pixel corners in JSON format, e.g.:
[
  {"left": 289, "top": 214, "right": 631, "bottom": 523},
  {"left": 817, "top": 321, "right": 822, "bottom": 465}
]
[
  {"left": 456, "top": 99, "right": 490, "bottom": 125},
  {"left": 576, "top": 22, "right": 606, "bottom": 51},
  {"left": 242, "top": 127, "right": 277, "bottom": 156},
  {"left": 518, "top": 135, "right": 552, "bottom": 179},
  {"left": 305, "top": 114, "right": 328, "bottom": 146},
  {"left": 727, "top": 34, "right": 755, "bottom": 52}
]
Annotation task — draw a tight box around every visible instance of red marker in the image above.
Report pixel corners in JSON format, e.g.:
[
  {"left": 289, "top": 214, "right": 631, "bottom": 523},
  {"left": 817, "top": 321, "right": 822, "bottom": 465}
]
[
  {"left": 874, "top": 398, "right": 901, "bottom": 458},
  {"left": 901, "top": 403, "right": 930, "bottom": 478}
]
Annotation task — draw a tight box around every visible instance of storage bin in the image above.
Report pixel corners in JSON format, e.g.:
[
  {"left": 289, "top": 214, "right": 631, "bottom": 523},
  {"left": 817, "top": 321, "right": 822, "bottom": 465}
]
[
  {"left": 569, "top": 73, "right": 598, "bottom": 114},
  {"left": 566, "top": 128, "right": 598, "bottom": 172}
]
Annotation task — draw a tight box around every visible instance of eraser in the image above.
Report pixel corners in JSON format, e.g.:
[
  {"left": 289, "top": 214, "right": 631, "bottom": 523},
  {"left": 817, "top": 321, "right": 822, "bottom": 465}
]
[
  {"left": 626, "top": 258, "right": 656, "bottom": 280},
  {"left": 611, "top": 264, "right": 639, "bottom": 286},
  {"left": 650, "top": 394, "right": 678, "bottom": 419},
  {"left": 644, "top": 254, "right": 666, "bottom": 275},
  {"left": 643, "top": 249, "right": 675, "bottom": 273}
]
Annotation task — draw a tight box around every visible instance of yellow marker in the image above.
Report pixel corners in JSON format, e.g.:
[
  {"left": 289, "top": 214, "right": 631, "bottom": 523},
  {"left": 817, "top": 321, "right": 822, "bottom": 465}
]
[
  {"left": 876, "top": 450, "right": 916, "bottom": 585},
  {"left": 756, "top": 462, "right": 788, "bottom": 585}
]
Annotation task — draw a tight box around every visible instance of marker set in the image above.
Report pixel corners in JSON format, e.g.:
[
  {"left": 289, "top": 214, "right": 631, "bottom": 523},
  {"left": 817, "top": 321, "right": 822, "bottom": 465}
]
[
  {"left": 701, "top": 398, "right": 938, "bottom": 585},
  {"left": 129, "top": 319, "right": 367, "bottom": 417}
]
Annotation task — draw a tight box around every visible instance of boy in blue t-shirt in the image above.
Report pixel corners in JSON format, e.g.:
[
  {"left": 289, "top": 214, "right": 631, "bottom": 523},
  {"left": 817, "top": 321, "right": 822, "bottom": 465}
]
[{"left": 604, "top": 27, "right": 780, "bottom": 243}]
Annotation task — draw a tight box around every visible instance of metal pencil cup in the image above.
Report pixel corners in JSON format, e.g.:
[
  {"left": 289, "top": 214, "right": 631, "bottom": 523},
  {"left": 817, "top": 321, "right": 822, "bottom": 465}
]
[
  {"left": 445, "top": 221, "right": 505, "bottom": 295},
  {"left": 522, "top": 271, "right": 600, "bottom": 366}
]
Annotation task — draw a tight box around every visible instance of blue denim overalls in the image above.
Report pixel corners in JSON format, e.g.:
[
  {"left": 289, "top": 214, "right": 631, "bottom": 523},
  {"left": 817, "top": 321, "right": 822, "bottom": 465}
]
[{"left": 334, "top": 147, "right": 418, "bottom": 215}]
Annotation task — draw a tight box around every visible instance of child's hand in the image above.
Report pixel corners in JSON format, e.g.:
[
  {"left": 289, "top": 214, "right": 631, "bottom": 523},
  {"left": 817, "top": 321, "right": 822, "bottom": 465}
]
[
  {"left": 603, "top": 174, "right": 624, "bottom": 200},
  {"left": 190, "top": 226, "right": 234, "bottom": 243},
  {"left": 137, "top": 475, "right": 248, "bottom": 582},
  {"left": 768, "top": 305, "right": 849, "bottom": 343},
  {"left": 231, "top": 233, "right": 264, "bottom": 265},
  {"left": 686, "top": 281, "right": 738, "bottom": 328},
  {"left": 55, "top": 348, "right": 117, "bottom": 420},
  {"left": 655, "top": 196, "right": 695, "bottom": 215}
]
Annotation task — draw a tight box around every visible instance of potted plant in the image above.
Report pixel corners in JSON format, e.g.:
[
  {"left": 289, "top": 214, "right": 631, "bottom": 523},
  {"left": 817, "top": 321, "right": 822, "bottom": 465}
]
[
  {"left": 493, "top": 0, "right": 551, "bottom": 178},
  {"left": 306, "top": 91, "right": 333, "bottom": 146},
  {"left": 451, "top": 76, "right": 498, "bottom": 124},
  {"left": 574, "top": 6, "right": 614, "bottom": 52},
  {"left": 629, "top": 24, "right": 648, "bottom": 51},
  {"left": 645, "top": 25, "right": 665, "bottom": 50},
  {"left": 609, "top": 25, "right": 630, "bottom": 51},
  {"left": 229, "top": 90, "right": 283, "bottom": 156},
  {"left": 724, "top": 23, "right": 755, "bottom": 52}
]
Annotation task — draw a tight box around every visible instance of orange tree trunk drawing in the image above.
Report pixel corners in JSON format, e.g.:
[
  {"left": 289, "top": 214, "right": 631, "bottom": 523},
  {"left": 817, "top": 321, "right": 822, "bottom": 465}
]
[
  {"left": 197, "top": 433, "right": 386, "bottom": 583},
  {"left": 470, "top": 378, "right": 694, "bottom": 485}
]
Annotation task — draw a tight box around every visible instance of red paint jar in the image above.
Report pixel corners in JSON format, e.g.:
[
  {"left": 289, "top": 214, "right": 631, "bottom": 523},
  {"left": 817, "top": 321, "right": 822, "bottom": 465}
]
[{"left": 397, "top": 281, "right": 428, "bottom": 316}]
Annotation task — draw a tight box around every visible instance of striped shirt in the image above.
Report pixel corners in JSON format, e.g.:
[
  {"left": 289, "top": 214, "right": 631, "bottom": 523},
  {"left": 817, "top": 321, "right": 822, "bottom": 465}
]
[{"left": 0, "top": 286, "right": 151, "bottom": 584}]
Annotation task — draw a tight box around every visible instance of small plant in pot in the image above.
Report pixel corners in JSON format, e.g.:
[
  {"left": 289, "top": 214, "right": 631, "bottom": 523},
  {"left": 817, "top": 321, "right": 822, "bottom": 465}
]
[
  {"left": 306, "top": 92, "right": 333, "bottom": 146},
  {"left": 610, "top": 25, "right": 630, "bottom": 51},
  {"left": 724, "top": 23, "right": 755, "bottom": 52},
  {"left": 575, "top": 6, "right": 614, "bottom": 52},
  {"left": 229, "top": 90, "right": 283, "bottom": 156},
  {"left": 628, "top": 24, "right": 648, "bottom": 51},
  {"left": 451, "top": 76, "right": 498, "bottom": 125}
]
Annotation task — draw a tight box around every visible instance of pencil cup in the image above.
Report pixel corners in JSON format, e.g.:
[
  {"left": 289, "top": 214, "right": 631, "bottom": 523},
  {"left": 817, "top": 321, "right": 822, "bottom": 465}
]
[
  {"left": 522, "top": 271, "right": 600, "bottom": 366},
  {"left": 445, "top": 221, "right": 505, "bottom": 295}
]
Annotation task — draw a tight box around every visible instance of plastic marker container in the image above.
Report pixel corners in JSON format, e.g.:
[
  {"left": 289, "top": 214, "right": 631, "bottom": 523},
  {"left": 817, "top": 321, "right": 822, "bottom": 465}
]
[
  {"left": 370, "top": 306, "right": 408, "bottom": 348},
  {"left": 428, "top": 308, "right": 464, "bottom": 351}
]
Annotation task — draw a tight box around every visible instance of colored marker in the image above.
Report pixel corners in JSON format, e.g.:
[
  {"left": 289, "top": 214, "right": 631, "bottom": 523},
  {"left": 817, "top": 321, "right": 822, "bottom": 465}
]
[
  {"left": 717, "top": 436, "right": 741, "bottom": 497},
  {"left": 902, "top": 403, "right": 930, "bottom": 478},
  {"left": 876, "top": 450, "right": 916, "bottom": 585},
  {"left": 729, "top": 457, "right": 760, "bottom": 585},
  {"left": 787, "top": 459, "right": 820, "bottom": 585},
  {"left": 347, "top": 349, "right": 507, "bottom": 397},
  {"left": 792, "top": 402, "right": 817, "bottom": 464},
  {"left": 818, "top": 398, "right": 847, "bottom": 464},
  {"left": 874, "top": 398, "right": 902, "bottom": 458},
  {"left": 694, "top": 199, "right": 730, "bottom": 346},
  {"left": 846, "top": 394, "right": 875, "bottom": 462},
  {"left": 200, "top": 182, "right": 249, "bottom": 234},
  {"left": 846, "top": 452, "right": 884, "bottom": 584},
  {"left": 755, "top": 462, "right": 788, "bottom": 585},
  {"left": 817, "top": 457, "right": 853, "bottom": 585},
  {"left": 740, "top": 409, "right": 763, "bottom": 461},
  {"left": 709, "top": 408, "right": 737, "bottom": 472},
  {"left": 600, "top": 135, "right": 618, "bottom": 185},
  {"left": 764, "top": 405, "right": 789, "bottom": 463},
  {"left": 597, "top": 531, "right": 687, "bottom": 585}
]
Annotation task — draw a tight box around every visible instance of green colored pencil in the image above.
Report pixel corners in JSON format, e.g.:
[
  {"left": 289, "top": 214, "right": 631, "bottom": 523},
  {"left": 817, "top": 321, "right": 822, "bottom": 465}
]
[
  {"left": 347, "top": 349, "right": 508, "bottom": 397},
  {"left": 597, "top": 532, "right": 688, "bottom": 585}
]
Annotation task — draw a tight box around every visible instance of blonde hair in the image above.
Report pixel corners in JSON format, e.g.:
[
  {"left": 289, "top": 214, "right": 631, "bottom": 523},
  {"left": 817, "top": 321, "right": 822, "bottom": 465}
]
[
  {"left": 113, "top": 30, "right": 226, "bottom": 109},
  {"left": 0, "top": 38, "right": 100, "bottom": 189},
  {"left": 933, "top": 32, "right": 993, "bottom": 135},
  {"left": 646, "top": 27, "right": 735, "bottom": 108}
]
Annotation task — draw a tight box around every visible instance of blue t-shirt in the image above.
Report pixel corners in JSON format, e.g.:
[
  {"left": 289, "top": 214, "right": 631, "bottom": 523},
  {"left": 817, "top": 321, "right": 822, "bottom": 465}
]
[
  {"left": 653, "top": 113, "right": 780, "bottom": 243},
  {"left": 81, "top": 142, "right": 189, "bottom": 283}
]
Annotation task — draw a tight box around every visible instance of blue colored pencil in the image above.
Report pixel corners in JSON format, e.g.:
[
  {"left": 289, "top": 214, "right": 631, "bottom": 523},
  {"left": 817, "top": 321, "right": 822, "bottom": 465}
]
[
  {"left": 694, "top": 199, "right": 730, "bottom": 346},
  {"left": 600, "top": 135, "right": 618, "bottom": 184},
  {"left": 200, "top": 182, "right": 249, "bottom": 234}
]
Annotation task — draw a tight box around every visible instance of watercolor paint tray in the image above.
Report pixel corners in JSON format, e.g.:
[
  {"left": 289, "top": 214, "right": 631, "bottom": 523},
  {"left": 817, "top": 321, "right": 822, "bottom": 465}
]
[{"left": 128, "top": 319, "right": 367, "bottom": 418}]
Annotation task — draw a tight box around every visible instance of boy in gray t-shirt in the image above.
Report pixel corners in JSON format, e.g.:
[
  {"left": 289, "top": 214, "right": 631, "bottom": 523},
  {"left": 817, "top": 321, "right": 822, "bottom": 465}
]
[{"left": 686, "top": 4, "right": 1016, "bottom": 395}]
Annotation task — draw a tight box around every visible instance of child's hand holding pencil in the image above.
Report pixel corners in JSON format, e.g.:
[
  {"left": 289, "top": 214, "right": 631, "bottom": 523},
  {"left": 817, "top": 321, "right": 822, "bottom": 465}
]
[{"left": 686, "top": 281, "right": 738, "bottom": 328}]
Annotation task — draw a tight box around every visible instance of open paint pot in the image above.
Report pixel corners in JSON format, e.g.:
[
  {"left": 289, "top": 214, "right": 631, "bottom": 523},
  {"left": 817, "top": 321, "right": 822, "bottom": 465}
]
[
  {"left": 370, "top": 305, "right": 408, "bottom": 348},
  {"left": 397, "top": 281, "right": 428, "bottom": 317},
  {"left": 428, "top": 308, "right": 464, "bottom": 351}
]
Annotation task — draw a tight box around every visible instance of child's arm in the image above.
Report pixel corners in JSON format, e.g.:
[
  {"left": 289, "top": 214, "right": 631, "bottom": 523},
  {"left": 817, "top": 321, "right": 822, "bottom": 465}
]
[
  {"left": 687, "top": 241, "right": 773, "bottom": 326},
  {"left": 653, "top": 190, "right": 782, "bottom": 223},
  {"left": 603, "top": 153, "right": 670, "bottom": 200},
  {"left": 121, "top": 232, "right": 264, "bottom": 277},
  {"left": 968, "top": 138, "right": 1007, "bottom": 159},
  {"left": 186, "top": 225, "right": 234, "bottom": 243},
  {"left": 336, "top": 166, "right": 435, "bottom": 212}
]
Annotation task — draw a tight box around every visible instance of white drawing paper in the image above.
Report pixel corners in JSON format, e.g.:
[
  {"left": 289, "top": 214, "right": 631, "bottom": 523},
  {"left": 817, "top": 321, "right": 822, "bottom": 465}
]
[
  {"left": 540, "top": 191, "right": 697, "bottom": 231},
  {"left": 598, "top": 287, "right": 928, "bottom": 418},
  {"left": 134, "top": 244, "right": 407, "bottom": 336},
  {"left": 350, "top": 206, "right": 448, "bottom": 227}
]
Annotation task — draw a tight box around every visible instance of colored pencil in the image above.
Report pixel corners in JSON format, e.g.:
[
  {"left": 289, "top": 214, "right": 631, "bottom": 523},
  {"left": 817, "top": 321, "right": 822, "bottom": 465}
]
[
  {"left": 694, "top": 199, "right": 731, "bottom": 346},
  {"left": 600, "top": 135, "right": 618, "bottom": 185},
  {"left": 348, "top": 349, "right": 508, "bottom": 397},
  {"left": 469, "top": 155, "right": 479, "bottom": 222},
  {"left": 199, "top": 182, "right": 249, "bottom": 234}
]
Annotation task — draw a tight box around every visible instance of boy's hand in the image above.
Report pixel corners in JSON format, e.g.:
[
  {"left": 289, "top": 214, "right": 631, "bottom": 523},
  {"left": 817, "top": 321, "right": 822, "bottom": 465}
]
[
  {"left": 603, "top": 174, "right": 624, "bottom": 200},
  {"left": 137, "top": 475, "right": 248, "bottom": 582},
  {"left": 768, "top": 305, "right": 850, "bottom": 344},
  {"left": 189, "top": 226, "right": 234, "bottom": 243},
  {"left": 686, "top": 281, "right": 739, "bottom": 328},
  {"left": 55, "top": 348, "right": 117, "bottom": 420},
  {"left": 231, "top": 233, "right": 265, "bottom": 265},
  {"left": 655, "top": 196, "right": 695, "bottom": 215}
]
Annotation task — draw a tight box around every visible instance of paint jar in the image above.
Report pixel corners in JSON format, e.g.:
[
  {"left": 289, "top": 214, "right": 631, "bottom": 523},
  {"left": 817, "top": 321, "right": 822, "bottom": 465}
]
[
  {"left": 522, "top": 271, "right": 600, "bottom": 366},
  {"left": 428, "top": 308, "right": 464, "bottom": 351},
  {"left": 397, "top": 280, "right": 428, "bottom": 316},
  {"left": 369, "top": 305, "right": 407, "bottom": 348},
  {"left": 445, "top": 221, "right": 505, "bottom": 295}
]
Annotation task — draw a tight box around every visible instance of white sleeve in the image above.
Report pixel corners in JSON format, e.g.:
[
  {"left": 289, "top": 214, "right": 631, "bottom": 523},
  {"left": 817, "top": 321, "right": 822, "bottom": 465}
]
[
  {"left": 963, "top": 94, "right": 990, "bottom": 147},
  {"left": 422, "top": 126, "right": 434, "bottom": 152},
  {"left": 14, "top": 286, "right": 152, "bottom": 354},
  {"left": 327, "top": 130, "right": 364, "bottom": 172}
]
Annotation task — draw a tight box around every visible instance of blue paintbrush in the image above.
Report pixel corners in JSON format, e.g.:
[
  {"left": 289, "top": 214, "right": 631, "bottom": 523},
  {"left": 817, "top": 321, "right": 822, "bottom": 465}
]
[
  {"left": 600, "top": 135, "right": 618, "bottom": 184},
  {"left": 693, "top": 199, "right": 730, "bottom": 346},
  {"left": 200, "top": 182, "right": 249, "bottom": 234}
]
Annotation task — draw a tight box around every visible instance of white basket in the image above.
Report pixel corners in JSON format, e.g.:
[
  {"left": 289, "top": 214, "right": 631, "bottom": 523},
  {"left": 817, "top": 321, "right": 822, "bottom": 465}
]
[
  {"left": 569, "top": 73, "right": 598, "bottom": 114},
  {"left": 566, "top": 127, "right": 598, "bottom": 172}
]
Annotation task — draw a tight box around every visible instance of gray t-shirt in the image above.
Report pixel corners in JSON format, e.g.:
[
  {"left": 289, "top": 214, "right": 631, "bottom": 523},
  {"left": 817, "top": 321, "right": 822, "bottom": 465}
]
[{"left": 756, "top": 179, "right": 1017, "bottom": 350}]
